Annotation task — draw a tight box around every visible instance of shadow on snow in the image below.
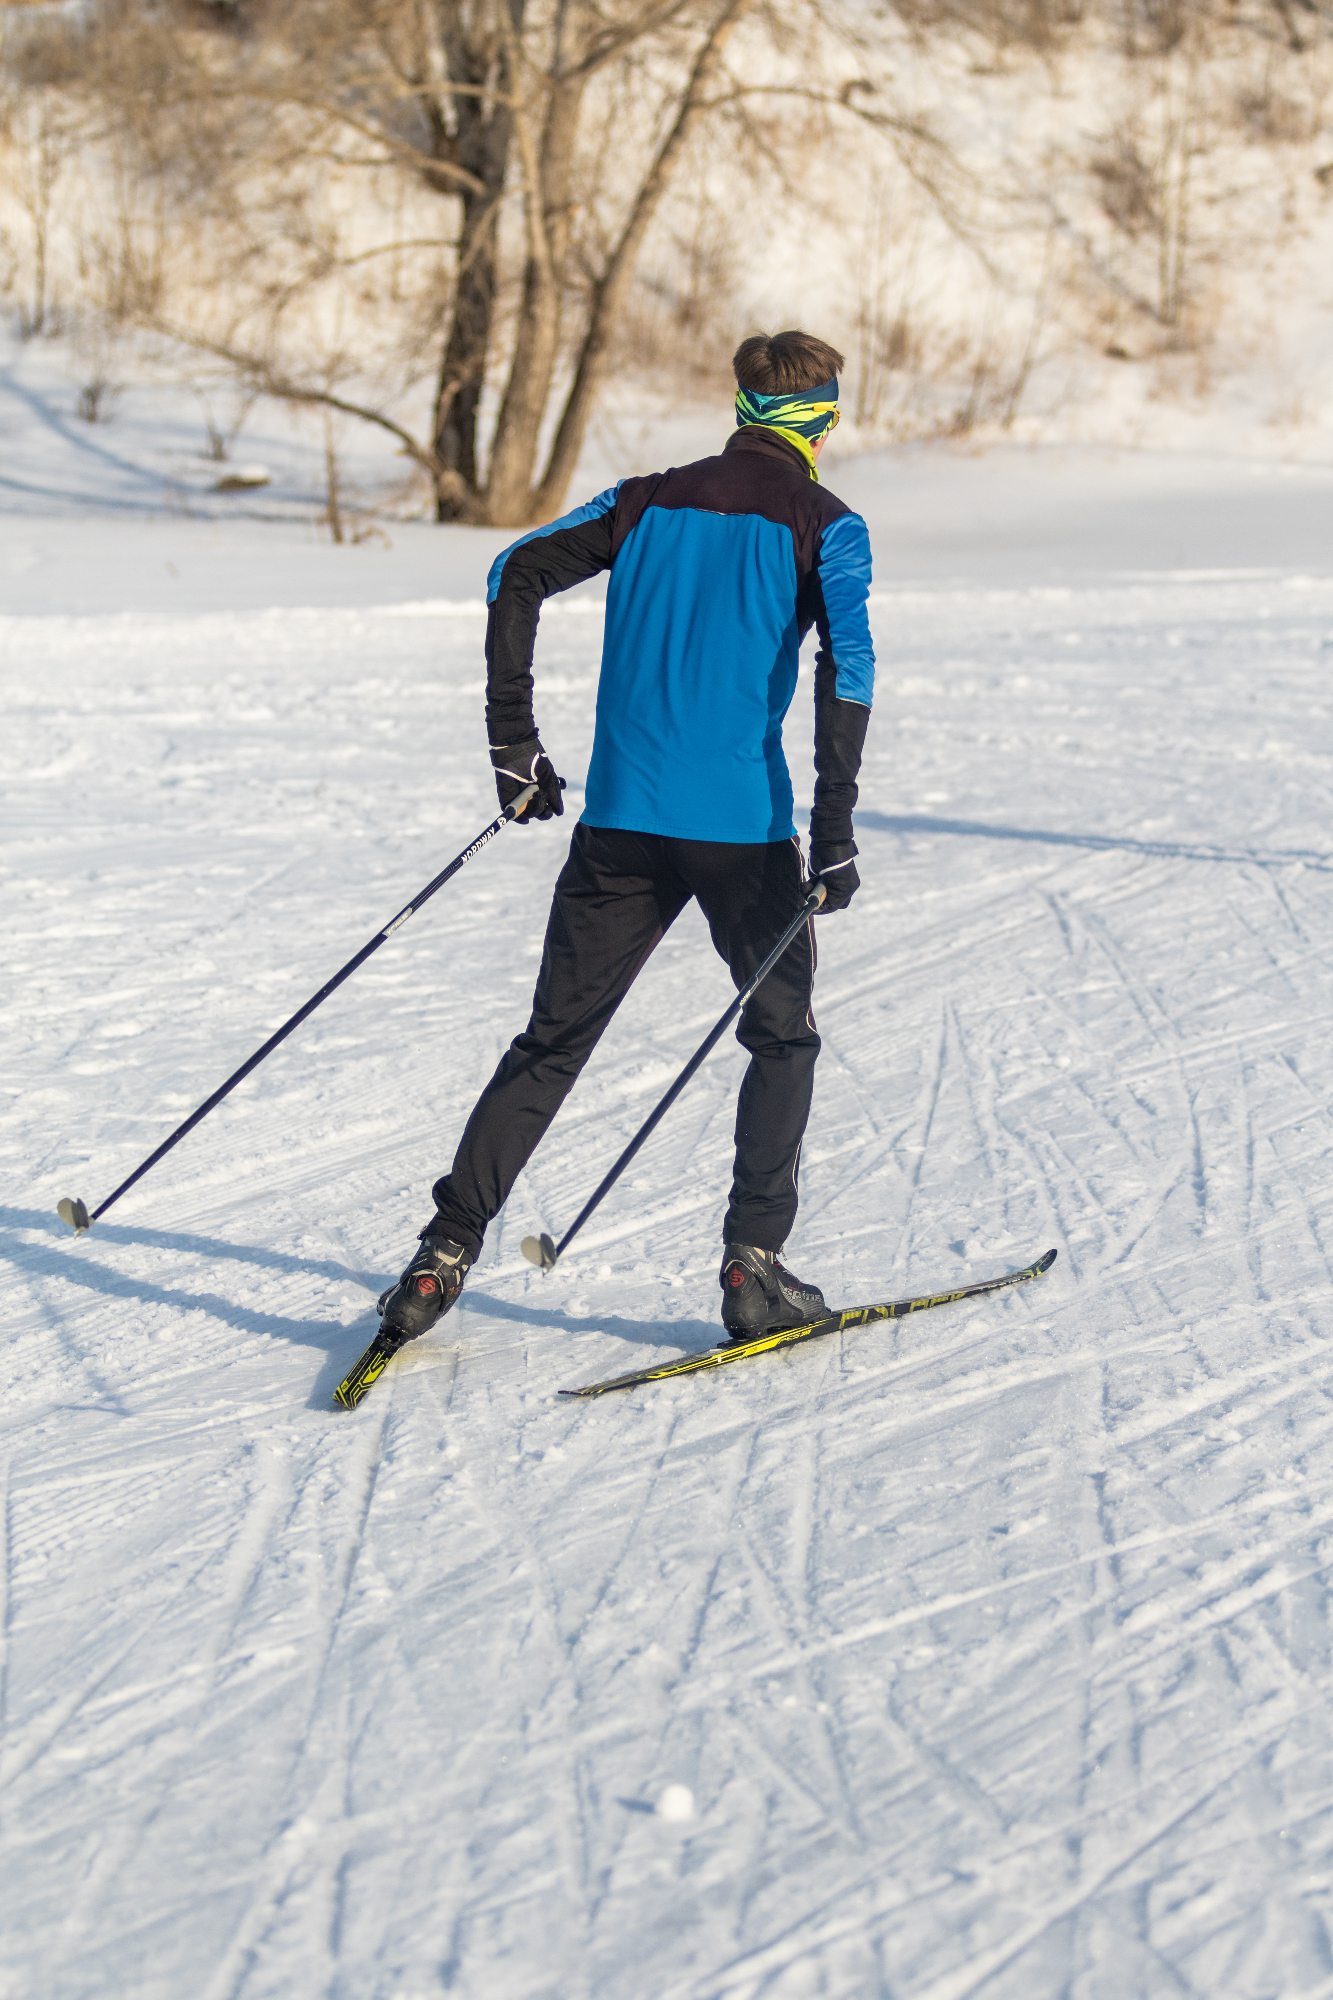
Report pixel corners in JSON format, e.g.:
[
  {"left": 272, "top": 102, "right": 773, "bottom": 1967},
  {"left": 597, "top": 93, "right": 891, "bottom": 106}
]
[
  {"left": 0, "top": 1208, "right": 714, "bottom": 1409},
  {"left": 859, "top": 809, "right": 1333, "bottom": 872}
]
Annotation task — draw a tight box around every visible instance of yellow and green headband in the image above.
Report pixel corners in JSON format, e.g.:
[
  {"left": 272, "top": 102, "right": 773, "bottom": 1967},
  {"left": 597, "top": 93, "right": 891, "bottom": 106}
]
[{"left": 735, "top": 377, "right": 840, "bottom": 477}]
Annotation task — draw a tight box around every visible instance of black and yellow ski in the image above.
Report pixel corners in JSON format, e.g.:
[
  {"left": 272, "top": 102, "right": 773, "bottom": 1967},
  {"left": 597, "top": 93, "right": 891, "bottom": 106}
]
[
  {"left": 336, "top": 1248, "right": 1058, "bottom": 1409},
  {"left": 557, "top": 1247, "right": 1057, "bottom": 1399},
  {"left": 334, "top": 1333, "right": 398, "bottom": 1410}
]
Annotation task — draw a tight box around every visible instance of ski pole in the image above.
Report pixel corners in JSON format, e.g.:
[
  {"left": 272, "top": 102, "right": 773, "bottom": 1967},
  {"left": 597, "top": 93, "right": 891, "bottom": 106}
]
[
  {"left": 57, "top": 784, "right": 540, "bottom": 1236},
  {"left": 522, "top": 880, "right": 826, "bottom": 1273}
]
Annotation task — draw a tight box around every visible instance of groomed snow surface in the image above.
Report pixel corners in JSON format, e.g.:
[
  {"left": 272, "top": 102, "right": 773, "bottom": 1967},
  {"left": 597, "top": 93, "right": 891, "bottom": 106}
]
[{"left": 5, "top": 357, "right": 1333, "bottom": 1996}]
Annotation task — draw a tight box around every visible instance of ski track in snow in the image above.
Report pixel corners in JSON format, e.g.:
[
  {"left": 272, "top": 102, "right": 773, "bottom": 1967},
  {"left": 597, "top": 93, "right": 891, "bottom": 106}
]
[{"left": 4, "top": 564, "right": 1333, "bottom": 1998}]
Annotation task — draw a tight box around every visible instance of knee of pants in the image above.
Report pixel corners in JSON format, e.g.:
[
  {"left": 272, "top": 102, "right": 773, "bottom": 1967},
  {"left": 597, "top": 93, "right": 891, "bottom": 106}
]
[
  {"left": 509, "top": 1028, "right": 599, "bottom": 1087},
  {"left": 735, "top": 1022, "right": 822, "bottom": 1065}
]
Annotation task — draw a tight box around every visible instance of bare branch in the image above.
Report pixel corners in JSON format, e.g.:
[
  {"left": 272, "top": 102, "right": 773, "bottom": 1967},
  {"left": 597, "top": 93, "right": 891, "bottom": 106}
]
[
  {"left": 150, "top": 319, "right": 475, "bottom": 515},
  {"left": 534, "top": 0, "right": 755, "bottom": 514}
]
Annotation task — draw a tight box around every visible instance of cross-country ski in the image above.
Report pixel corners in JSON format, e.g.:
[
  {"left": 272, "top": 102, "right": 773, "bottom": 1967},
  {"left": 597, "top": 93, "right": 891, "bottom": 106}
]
[
  {"left": 333, "top": 1249, "right": 1058, "bottom": 1410},
  {"left": 559, "top": 1248, "right": 1058, "bottom": 1397}
]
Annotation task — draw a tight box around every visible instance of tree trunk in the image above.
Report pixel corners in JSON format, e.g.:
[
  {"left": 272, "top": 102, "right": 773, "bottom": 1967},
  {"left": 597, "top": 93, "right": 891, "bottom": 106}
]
[
  {"left": 429, "top": 2, "right": 522, "bottom": 520},
  {"left": 483, "top": 67, "right": 587, "bottom": 523},
  {"left": 432, "top": 185, "right": 504, "bottom": 517},
  {"left": 530, "top": 0, "right": 752, "bottom": 522}
]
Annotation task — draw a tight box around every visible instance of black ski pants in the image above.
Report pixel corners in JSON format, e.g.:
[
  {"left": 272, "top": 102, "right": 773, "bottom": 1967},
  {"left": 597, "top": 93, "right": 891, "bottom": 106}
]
[{"left": 432, "top": 823, "right": 820, "bottom": 1258}]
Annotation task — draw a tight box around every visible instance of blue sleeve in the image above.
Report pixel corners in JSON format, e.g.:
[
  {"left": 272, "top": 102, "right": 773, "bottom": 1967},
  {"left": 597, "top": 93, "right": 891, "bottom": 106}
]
[
  {"left": 817, "top": 511, "right": 875, "bottom": 705},
  {"left": 486, "top": 485, "right": 622, "bottom": 603}
]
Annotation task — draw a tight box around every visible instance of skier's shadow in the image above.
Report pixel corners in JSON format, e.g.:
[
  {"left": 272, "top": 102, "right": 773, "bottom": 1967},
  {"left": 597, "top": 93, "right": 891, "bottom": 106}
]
[
  {"left": 0, "top": 1204, "right": 379, "bottom": 1368},
  {"left": 460, "top": 1287, "right": 719, "bottom": 1357},
  {"left": 856, "top": 808, "right": 1333, "bottom": 872},
  {"left": 0, "top": 1208, "right": 714, "bottom": 1407},
  {"left": 0, "top": 1205, "right": 359, "bottom": 1283}
]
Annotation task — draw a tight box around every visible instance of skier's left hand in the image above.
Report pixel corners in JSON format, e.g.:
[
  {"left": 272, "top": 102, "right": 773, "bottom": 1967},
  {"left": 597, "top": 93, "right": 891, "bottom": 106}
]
[
  {"left": 491, "top": 736, "right": 566, "bottom": 823},
  {"left": 810, "top": 841, "right": 860, "bottom": 912}
]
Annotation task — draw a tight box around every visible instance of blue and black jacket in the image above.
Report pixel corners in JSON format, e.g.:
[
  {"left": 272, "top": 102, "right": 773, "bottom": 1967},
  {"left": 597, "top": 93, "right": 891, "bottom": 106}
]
[{"left": 485, "top": 427, "right": 875, "bottom": 848}]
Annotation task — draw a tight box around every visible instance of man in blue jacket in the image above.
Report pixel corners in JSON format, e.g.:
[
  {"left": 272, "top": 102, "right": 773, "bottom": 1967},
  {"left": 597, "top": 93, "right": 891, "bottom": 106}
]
[{"left": 379, "top": 329, "right": 875, "bottom": 1349}]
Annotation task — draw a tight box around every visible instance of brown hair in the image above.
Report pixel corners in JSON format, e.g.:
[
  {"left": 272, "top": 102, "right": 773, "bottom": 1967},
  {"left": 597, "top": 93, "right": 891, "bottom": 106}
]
[{"left": 733, "top": 331, "right": 846, "bottom": 395}]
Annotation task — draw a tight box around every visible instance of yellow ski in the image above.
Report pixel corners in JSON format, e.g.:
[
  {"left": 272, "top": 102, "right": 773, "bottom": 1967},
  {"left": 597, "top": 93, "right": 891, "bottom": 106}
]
[
  {"left": 334, "top": 1333, "right": 396, "bottom": 1410},
  {"left": 558, "top": 1247, "right": 1057, "bottom": 1399}
]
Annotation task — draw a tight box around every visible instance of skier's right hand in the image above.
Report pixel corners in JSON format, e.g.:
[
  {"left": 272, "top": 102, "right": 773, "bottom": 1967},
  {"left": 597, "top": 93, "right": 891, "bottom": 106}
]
[
  {"left": 490, "top": 736, "right": 565, "bottom": 823},
  {"left": 810, "top": 840, "right": 860, "bottom": 912}
]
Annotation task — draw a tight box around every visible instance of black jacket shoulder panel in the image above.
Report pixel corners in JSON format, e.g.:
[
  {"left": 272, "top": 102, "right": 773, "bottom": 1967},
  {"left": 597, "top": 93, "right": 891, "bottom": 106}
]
[{"left": 609, "top": 434, "right": 851, "bottom": 589}]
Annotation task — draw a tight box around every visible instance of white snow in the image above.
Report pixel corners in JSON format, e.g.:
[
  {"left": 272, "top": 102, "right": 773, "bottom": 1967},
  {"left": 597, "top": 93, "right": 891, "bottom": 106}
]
[
  {"left": 657, "top": 1785, "right": 696, "bottom": 1824},
  {"left": 4, "top": 332, "right": 1333, "bottom": 1998}
]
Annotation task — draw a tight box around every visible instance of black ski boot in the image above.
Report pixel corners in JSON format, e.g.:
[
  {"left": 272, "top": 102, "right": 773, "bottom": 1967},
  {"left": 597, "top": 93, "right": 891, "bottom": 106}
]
[
  {"left": 376, "top": 1224, "right": 472, "bottom": 1355},
  {"left": 719, "top": 1244, "right": 826, "bottom": 1341}
]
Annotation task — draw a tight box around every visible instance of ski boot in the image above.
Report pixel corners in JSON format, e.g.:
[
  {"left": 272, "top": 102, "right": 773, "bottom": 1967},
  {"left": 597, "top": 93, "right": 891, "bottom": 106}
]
[
  {"left": 333, "top": 1224, "right": 473, "bottom": 1411},
  {"left": 719, "top": 1244, "right": 826, "bottom": 1342},
  {"left": 375, "top": 1223, "right": 472, "bottom": 1355}
]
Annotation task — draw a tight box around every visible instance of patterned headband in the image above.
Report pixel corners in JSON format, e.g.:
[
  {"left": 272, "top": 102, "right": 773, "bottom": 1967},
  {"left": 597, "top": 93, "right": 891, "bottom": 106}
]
[
  {"left": 734, "top": 377, "right": 840, "bottom": 479},
  {"left": 734, "top": 377, "right": 840, "bottom": 441}
]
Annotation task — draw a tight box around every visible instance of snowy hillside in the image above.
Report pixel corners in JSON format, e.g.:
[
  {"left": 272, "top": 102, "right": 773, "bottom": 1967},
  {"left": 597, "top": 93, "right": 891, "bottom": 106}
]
[
  {"left": 6, "top": 0, "right": 1333, "bottom": 502},
  {"left": 5, "top": 343, "right": 1333, "bottom": 1997}
]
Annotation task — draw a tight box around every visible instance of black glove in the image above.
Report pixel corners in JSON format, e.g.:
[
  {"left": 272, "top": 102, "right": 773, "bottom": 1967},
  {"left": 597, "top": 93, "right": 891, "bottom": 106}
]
[
  {"left": 490, "top": 736, "right": 565, "bottom": 824},
  {"left": 810, "top": 840, "right": 860, "bottom": 913}
]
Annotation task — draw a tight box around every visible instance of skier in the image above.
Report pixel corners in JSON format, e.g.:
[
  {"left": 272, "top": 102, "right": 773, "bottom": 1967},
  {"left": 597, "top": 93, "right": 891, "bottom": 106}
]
[{"left": 379, "top": 329, "right": 875, "bottom": 1350}]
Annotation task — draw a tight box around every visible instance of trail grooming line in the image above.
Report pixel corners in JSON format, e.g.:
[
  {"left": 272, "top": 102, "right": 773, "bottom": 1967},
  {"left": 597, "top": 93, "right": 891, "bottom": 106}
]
[
  {"left": 57, "top": 786, "right": 538, "bottom": 1236},
  {"left": 520, "top": 882, "right": 826, "bottom": 1274}
]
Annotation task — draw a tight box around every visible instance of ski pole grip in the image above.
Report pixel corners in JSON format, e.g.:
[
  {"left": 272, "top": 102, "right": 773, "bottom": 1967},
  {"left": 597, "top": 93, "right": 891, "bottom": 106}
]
[
  {"left": 507, "top": 782, "right": 540, "bottom": 819},
  {"left": 811, "top": 881, "right": 827, "bottom": 907}
]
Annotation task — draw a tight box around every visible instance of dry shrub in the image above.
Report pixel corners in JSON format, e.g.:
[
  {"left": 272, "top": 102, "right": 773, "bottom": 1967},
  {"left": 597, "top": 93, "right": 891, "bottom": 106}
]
[
  {"left": 1093, "top": 132, "right": 1163, "bottom": 235},
  {"left": 1233, "top": 75, "right": 1316, "bottom": 140}
]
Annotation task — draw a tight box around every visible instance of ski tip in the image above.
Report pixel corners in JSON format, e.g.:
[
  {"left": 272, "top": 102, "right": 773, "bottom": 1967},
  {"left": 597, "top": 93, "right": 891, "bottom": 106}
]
[
  {"left": 521, "top": 1233, "right": 558, "bottom": 1272},
  {"left": 57, "top": 1197, "right": 91, "bottom": 1236},
  {"left": 1033, "top": 1246, "right": 1058, "bottom": 1274}
]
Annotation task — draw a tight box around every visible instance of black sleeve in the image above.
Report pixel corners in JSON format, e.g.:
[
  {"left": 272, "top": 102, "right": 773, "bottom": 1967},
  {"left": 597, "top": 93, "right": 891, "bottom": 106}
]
[
  {"left": 485, "top": 515, "right": 616, "bottom": 744},
  {"left": 808, "top": 589, "right": 870, "bottom": 850}
]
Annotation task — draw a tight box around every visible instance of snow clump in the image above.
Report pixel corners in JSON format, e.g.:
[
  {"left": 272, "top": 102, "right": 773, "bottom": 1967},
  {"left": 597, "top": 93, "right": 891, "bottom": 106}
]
[{"left": 657, "top": 1785, "right": 695, "bottom": 1822}]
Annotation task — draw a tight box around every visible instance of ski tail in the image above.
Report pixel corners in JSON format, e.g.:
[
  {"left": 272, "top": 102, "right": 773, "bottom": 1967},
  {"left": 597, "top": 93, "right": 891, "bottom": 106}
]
[
  {"left": 334, "top": 1334, "right": 397, "bottom": 1411},
  {"left": 558, "top": 1246, "right": 1058, "bottom": 1399}
]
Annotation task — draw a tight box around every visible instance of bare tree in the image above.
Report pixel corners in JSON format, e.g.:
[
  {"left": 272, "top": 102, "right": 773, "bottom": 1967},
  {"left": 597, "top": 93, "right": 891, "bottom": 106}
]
[
  {"left": 0, "top": 14, "right": 84, "bottom": 337},
  {"left": 41, "top": 0, "right": 982, "bottom": 525},
  {"left": 13, "top": 0, "right": 1324, "bottom": 488},
  {"left": 57, "top": 0, "right": 814, "bottom": 524}
]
